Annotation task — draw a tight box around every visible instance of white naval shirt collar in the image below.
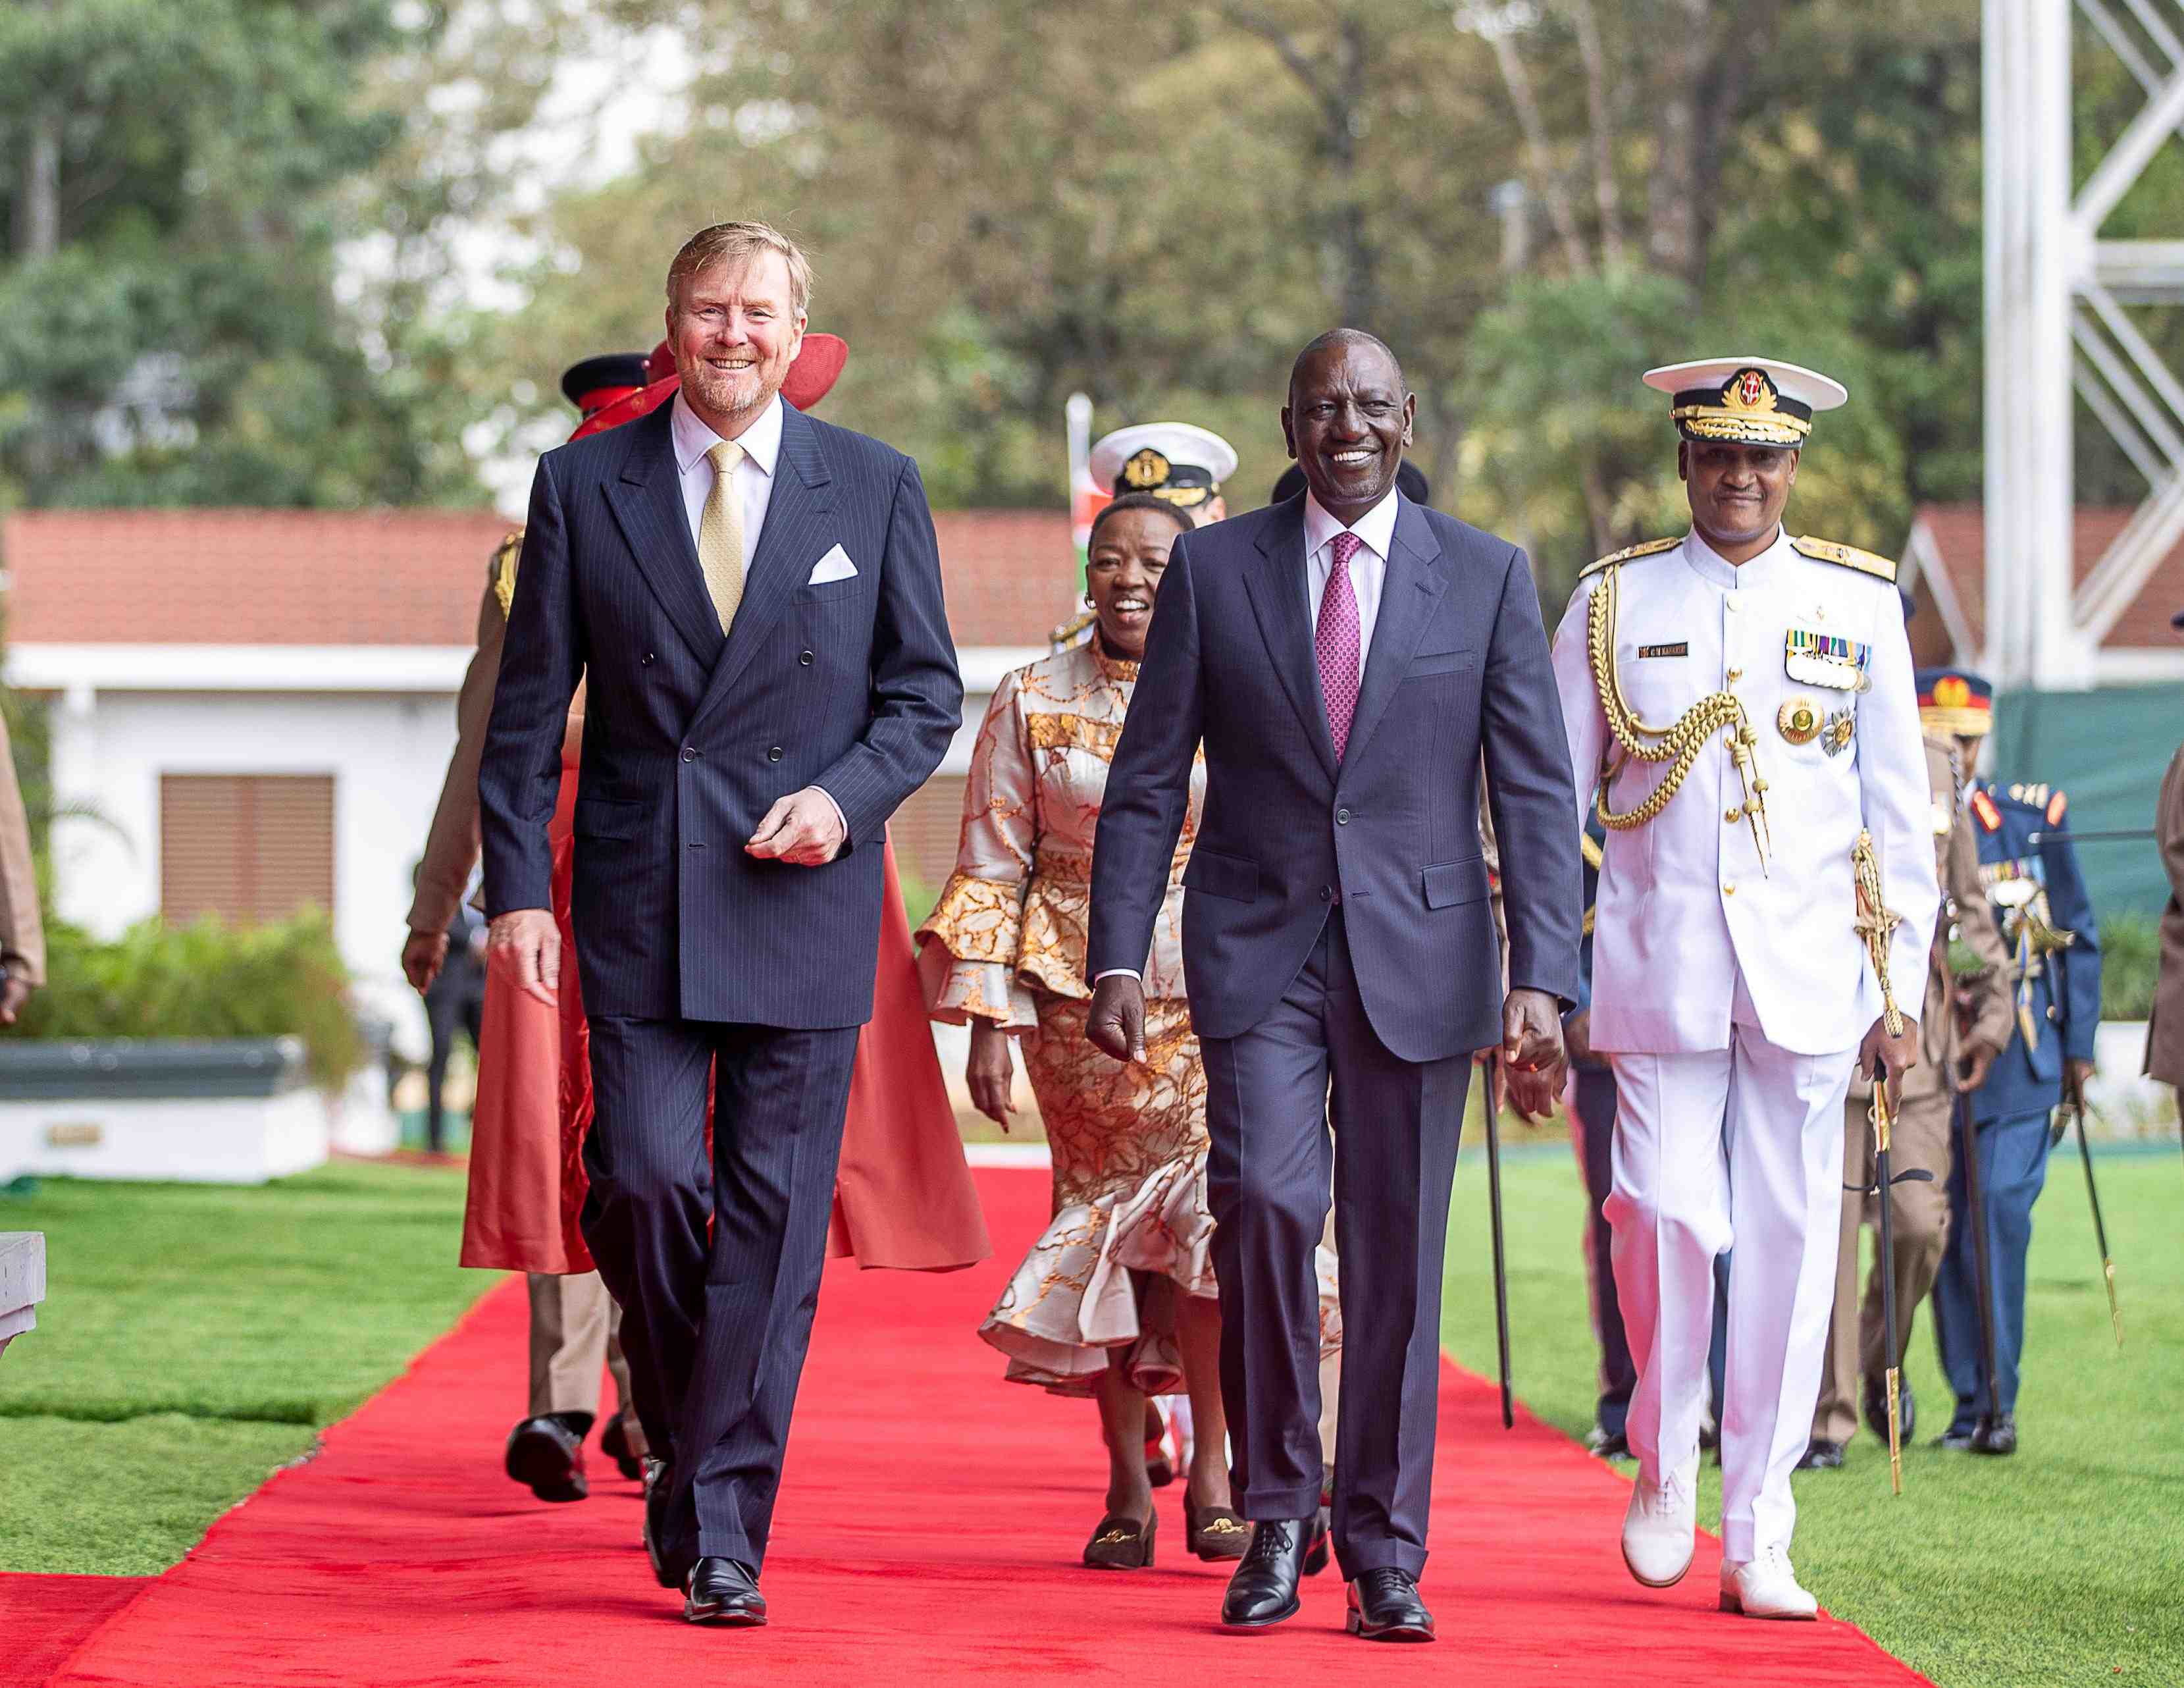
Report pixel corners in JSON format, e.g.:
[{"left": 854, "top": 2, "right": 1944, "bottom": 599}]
[
  {"left": 1682, "top": 523, "right": 1794, "bottom": 591},
  {"left": 1302, "top": 482, "right": 1401, "bottom": 564},
  {"left": 672, "top": 387, "right": 783, "bottom": 479}
]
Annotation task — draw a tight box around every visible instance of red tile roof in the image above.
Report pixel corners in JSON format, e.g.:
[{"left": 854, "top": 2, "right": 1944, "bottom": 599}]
[
  {"left": 0, "top": 507, "right": 1078, "bottom": 651},
  {"left": 1907, "top": 502, "right": 2184, "bottom": 666}
]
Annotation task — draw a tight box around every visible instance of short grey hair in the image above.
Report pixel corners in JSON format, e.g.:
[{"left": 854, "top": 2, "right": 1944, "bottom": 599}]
[{"left": 665, "top": 221, "right": 814, "bottom": 318}]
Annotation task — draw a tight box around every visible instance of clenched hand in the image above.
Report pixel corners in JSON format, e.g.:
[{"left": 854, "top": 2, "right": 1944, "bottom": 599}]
[{"left": 746, "top": 787, "right": 846, "bottom": 867}]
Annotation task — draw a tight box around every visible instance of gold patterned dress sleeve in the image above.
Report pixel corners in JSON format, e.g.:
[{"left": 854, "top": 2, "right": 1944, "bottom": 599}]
[{"left": 915, "top": 667, "right": 1042, "bottom": 1030}]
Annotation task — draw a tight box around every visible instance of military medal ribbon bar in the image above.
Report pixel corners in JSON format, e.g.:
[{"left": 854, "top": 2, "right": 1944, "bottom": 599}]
[{"left": 1784, "top": 628, "right": 1871, "bottom": 690}]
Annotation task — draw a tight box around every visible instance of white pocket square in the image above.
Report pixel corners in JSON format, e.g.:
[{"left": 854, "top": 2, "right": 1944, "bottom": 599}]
[{"left": 807, "top": 545, "right": 858, "bottom": 585}]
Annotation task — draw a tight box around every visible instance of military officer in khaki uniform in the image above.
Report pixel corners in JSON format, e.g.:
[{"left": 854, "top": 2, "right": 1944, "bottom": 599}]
[
  {"left": 403, "top": 354, "right": 651, "bottom": 1502},
  {"left": 1803, "top": 708, "right": 2012, "bottom": 1468},
  {"left": 0, "top": 708, "right": 45, "bottom": 1024}
]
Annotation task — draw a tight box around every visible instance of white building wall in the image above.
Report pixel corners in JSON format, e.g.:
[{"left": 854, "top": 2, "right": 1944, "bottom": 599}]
[{"left": 43, "top": 687, "right": 459, "bottom": 1059}]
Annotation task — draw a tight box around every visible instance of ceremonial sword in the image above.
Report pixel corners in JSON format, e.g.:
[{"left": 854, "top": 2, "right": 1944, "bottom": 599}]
[
  {"left": 1854, "top": 831, "right": 1933, "bottom": 1496},
  {"left": 2066, "top": 1100, "right": 2124, "bottom": 1348}
]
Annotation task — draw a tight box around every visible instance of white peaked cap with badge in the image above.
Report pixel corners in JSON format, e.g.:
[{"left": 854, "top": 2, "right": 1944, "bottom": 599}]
[
  {"left": 1089, "top": 421, "right": 1240, "bottom": 510},
  {"left": 1642, "top": 357, "right": 1849, "bottom": 449}
]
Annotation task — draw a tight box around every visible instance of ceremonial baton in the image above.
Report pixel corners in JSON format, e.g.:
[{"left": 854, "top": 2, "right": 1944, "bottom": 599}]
[
  {"left": 1953, "top": 1085, "right": 2004, "bottom": 1429},
  {"left": 2069, "top": 1101, "right": 2123, "bottom": 1348},
  {"left": 1485, "top": 1084, "right": 1515, "bottom": 1431},
  {"left": 1853, "top": 831, "right": 1917, "bottom": 1496}
]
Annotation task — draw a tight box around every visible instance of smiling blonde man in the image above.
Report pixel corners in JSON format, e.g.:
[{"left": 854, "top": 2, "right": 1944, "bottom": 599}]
[{"left": 478, "top": 221, "right": 962, "bottom": 1627}]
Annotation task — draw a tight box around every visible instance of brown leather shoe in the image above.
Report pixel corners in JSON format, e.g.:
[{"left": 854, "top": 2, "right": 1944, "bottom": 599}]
[
  {"left": 1184, "top": 1496, "right": 1251, "bottom": 1562},
  {"left": 1083, "top": 1511, "right": 1157, "bottom": 1569}
]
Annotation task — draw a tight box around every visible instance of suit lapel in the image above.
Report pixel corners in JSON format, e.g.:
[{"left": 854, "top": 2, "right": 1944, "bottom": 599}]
[
  {"left": 604, "top": 406, "right": 727, "bottom": 667},
  {"left": 1243, "top": 497, "right": 1339, "bottom": 782},
  {"left": 1341, "top": 496, "right": 1447, "bottom": 769},
  {"left": 688, "top": 402, "right": 835, "bottom": 735}
]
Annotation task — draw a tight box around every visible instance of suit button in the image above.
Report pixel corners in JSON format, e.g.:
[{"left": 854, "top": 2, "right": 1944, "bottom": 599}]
[
  {"left": 642, "top": 652, "right": 656, "bottom": 667},
  {"left": 1722, "top": 882, "right": 1736, "bottom": 896},
  {"left": 1336, "top": 808, "right": 1351, "bottom": 826},
  {"left": 799, "top": 650, "right": 814, "bottom": 667},
  {"left": 2046, "top": 1005, "right": 2058, "bottom": 1021},
  {"left": 768, "top": 746, "right": 783, "bottom": 762},
  {"left": 1320, "top": 886, "right": 1333, "bottom": 903},
  {"left": 681, "top": 747, "right": 696, "bottom": 763}
]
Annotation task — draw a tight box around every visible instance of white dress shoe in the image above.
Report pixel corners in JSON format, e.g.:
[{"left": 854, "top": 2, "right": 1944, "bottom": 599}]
[
  {"left": 1620, "top": 1468, "right": 1696, "bottom": 1588},
  {"left": 1719, "top": 1546, "right": 1818, "bottom": 1620}
]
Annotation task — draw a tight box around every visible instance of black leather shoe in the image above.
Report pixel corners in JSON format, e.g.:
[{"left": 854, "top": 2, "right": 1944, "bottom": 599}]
[
  {"left": 1301, "top": 1503, "right": 1333, "bottom": 1576},
  {"left": 1936, "top": 1424, "right": 1977, "bottom": 1450},
  {"left": 685, "top": 1556, "right": 766, "bottom": 1627},
  {"left": 1862, "top": 1375, "right": 1915, "bottom": 1444},
  {"left": 504, "top": 1414, "right": 588, "bottom": 1502},
  {"left": 1347, "top": 1568, "right": 1435, "bottom": 1643},
  {"left": 1796, "top": 1438, "right": 1844, "bottom": 1471},
  {"left": 1587, "top": 1427, "right": 1633, "bottom": 1461},
  {"left": 599, "top": 1415, "right": 643, "bottom": 1483},
  {"left": 643, "top": 1458, "right": 678, "bottom": 1589},
  {"left": 1971, "top": 1411, "right": 2017, "bottom": 1456},
  {"left": 1220, "top": 1516, "right": 1309, "bottom": 1629}
]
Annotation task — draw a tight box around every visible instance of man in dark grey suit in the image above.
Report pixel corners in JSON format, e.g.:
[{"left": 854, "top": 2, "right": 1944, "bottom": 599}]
[
  {"left": 479, "top": 222, "right": 961, "bottom": 1627},
  {"left": 1087, "top": 330, "right": 1580, "bottom": 1641}
]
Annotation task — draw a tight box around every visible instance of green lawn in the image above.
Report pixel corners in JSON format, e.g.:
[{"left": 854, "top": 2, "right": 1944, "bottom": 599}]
[
  {"left": 1443, "top": 1129, "right": 2184, "bottom": 1688},
  {"left": 4, "top": 1123, "right": 2177, "bottom": 1687},
  {"left": 0, "top": 1160, "right": 491, "bottom": 1574}
]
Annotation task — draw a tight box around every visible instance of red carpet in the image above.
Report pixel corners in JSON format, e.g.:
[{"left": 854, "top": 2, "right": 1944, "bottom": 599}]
[
  {"left": 39, "top": 1169, "right": 1927, "bottom": 1685},
  {"left": 0, "top": 1577, "right": 149, "bottom": 1688}
]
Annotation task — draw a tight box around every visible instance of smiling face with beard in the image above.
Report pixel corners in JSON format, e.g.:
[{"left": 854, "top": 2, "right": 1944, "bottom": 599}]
[{"left": 665, "top": 250, "right": 807, "bottom": 438}]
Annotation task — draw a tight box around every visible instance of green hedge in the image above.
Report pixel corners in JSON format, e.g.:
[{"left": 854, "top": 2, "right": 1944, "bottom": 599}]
[
  {"left": 2100, "top": 914, "right": 2160, "bottom": 1022},
  {"left": 11, "top": 912, "right": 364, "bottom": 1091}
]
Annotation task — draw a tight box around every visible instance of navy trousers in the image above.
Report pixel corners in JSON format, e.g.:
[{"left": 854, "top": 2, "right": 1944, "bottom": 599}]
[
  {"left": 581, "top": 1015, "right": 860, "bottom": 1577},
  {"left": 1571, "top": 1065, "right": 1636, "bottom": 1439},
  {"left": 1199, "top": 909, "right": 1469, "bottom": 1582},
  {"left": 1932, "top": 1106, "right": 2054, "bottom": 1428}
]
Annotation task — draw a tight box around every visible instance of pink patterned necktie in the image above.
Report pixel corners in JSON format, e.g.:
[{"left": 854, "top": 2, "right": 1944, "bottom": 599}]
[{"left": 1316, "top": 531, "right": 1364, "bottom": 759}]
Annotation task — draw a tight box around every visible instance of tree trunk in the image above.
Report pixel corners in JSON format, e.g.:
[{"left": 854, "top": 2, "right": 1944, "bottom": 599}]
[
  {"left": 14, "top": 109, "right": 61, "bottom": 259},
  {"left": 1645, "top": 0, "right": 1709, "bottom": 296}
]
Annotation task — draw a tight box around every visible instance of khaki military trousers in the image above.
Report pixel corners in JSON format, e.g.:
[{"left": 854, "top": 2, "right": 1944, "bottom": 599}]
[
  {"left": 528, "top": 1270, "right": 646, "bottom": 1455},
  {"left": 1813, "top": 1085, "right": 1954, "bottom": 1446}
]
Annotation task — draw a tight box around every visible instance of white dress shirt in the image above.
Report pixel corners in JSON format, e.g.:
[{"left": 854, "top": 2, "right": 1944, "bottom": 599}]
[
  {"left": 1303, "top": 483, "right": 1400, "bottom": 671},
  {"left": 671, "top": 388, "right": 783, "bottom": 567}
]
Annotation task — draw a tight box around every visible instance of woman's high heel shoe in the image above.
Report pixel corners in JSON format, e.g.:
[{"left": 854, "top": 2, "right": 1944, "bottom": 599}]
[
  {"left": 1183, "top": 1496, "right": 1251, "bottom": 1562},
  {"left": 1083, "top": 1510, "right": 1157, "bottom": 1569}
]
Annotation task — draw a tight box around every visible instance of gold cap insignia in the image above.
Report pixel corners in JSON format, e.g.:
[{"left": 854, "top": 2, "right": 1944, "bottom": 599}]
[{"left": 1122, "top": 448, "right": 1172, "bottom": 490}]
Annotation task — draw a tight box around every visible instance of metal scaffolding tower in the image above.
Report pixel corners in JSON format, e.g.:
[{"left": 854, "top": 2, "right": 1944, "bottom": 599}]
[{"left": 1986, "top": 0, "right": 2184, "bottom": 689}]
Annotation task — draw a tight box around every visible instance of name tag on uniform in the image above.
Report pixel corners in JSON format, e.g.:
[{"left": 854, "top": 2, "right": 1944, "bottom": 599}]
[
  {"left": 1637, "top": 643, "right": 1688, "bottom": 659},
  {"left": 1784, "top": 628, "right": 1869, "bottom": 691}
]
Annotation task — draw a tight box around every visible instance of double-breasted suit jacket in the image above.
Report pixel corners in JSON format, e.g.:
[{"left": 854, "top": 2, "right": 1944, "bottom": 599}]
[
  {"left": 1088, "top": 492, "right": 1582, "bottom": 1061},
  {"left": 480, "top": 399, "right": 962, "bottom": 1029}
]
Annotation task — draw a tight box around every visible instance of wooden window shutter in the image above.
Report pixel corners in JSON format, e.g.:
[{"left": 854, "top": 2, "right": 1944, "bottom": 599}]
[{"left": 161, "top": 774, "right": 335, "bottom": 926}]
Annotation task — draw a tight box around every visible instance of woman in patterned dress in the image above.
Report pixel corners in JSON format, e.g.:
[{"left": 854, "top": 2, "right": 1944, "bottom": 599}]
[{"left": 918, "top": 494, "right": 1338, "bottom": 1569}]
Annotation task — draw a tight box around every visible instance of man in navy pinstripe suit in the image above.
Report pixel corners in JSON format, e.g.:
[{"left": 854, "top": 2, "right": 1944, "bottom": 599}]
[
  {"left": 1088, "top": 331, "right": 1581, "bottom": 1641},
  {"left": 479, "top": 223, "right": 961, "bottom": 1625}
]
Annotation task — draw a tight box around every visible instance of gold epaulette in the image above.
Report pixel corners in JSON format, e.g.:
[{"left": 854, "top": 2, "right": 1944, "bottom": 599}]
[
  {"left": 1791, "top": 535, "right": 1898, "bottom": 583},
  {"left": 1577, "top": 537, "right": 1680, "bottom": 581},
  {"left": 490, "top": 529, "right": 525, "bottom": 619},
  {"left": 1048, "top": 608, "right": 1096, "bottom": 652}
]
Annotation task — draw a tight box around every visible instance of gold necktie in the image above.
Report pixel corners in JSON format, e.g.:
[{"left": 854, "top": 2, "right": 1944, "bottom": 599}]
[{"left": 698, "top": 438, "right": 748, "bottom": 633}]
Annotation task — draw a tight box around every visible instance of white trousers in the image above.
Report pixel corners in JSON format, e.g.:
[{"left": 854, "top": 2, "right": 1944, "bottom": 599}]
[{"left": 1605, "top": 1024, "right": 1854, "bottom": 1562}]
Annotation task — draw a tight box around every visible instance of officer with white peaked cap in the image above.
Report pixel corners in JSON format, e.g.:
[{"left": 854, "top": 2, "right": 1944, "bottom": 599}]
[
  {"left": 1089, "top": 422, "right": 1239, "bottom": 525},
  {"left": 1548, "top": 356, "right": 1938, "bottom": 1620}
]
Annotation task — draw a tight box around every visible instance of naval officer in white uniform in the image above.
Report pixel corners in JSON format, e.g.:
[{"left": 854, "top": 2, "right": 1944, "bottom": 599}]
[{"left": 1549, "top": 358, "right": 1938, "bottom": 1619}]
